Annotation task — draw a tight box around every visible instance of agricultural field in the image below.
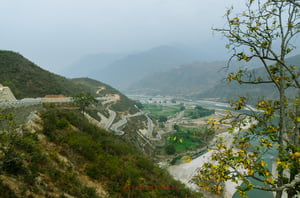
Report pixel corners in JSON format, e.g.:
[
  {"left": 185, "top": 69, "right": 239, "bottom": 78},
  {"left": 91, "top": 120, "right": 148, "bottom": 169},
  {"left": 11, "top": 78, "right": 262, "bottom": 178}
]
[
  {"left": 183, "top": 105, "right": 215, "bottom": 119},
  {"left": 142, "top": 104, "right": 184, "bottom": 119},
  {"left": 165, "top": 126, "right": 211, "bottom": 154}
]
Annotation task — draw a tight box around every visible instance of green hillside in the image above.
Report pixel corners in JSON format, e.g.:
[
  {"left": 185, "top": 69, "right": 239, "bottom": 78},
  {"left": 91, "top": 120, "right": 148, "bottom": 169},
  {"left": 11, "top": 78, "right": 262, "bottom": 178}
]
[
  {"left": 0, "top": 50, "right": 138, "bottom": 113},
  {"left": 0, "top": 50, "right": 125, "bottom": 100},
  {"left": 71, "top": 78, "right": 138, "bottom": 114},
  {"left": 0, "top": 50, "right": 202, "bottom": 197},
  {"left": 71, "top": 77, "right": 122, "bottom": 95},
  {"left": 0, "top": 106, "right": 201, "bottom": 198},
  {"left": 0, "top": 50, "right": 88, "bottom": 99}
]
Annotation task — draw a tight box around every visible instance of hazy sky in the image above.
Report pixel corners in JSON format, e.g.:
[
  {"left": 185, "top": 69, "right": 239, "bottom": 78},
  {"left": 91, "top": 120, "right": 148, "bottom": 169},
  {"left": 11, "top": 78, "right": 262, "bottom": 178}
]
[{"left": 0, "top": 0, "right": 244, "bottom": 73}]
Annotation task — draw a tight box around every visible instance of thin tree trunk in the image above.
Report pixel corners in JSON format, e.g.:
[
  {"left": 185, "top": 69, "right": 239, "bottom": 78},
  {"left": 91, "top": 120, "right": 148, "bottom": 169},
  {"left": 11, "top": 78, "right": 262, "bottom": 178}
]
[{"left": 276, "top": 62, "right": 286, "bottom": 198}]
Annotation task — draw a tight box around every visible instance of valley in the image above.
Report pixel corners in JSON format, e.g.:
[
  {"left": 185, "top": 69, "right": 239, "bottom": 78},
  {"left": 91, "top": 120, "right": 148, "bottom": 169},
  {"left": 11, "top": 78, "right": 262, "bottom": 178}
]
[
  {"left": 127, "top": 94, "right": 233, "bottom": 159},
  {"left": 127, "top": 94, "right": 276, "bottom": 198},
  {"left": 2, "top": 0, "right": 300, "bottom": 197},
  {"left": 0, "top": 77, "right": 236, "bottom": 197},
  {"left": 0, "top": 48, "right": 299, "bottom": 197}
]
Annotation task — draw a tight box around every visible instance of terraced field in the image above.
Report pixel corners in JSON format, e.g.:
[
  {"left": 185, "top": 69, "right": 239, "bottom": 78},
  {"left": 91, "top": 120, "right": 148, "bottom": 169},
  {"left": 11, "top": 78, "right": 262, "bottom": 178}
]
[{"left": 142, "top": 104, "right": 184, "bottom": 119}]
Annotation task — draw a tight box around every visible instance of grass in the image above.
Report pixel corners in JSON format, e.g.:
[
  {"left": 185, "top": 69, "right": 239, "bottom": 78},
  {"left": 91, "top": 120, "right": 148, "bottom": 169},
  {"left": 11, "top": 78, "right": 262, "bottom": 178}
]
[
  {"left": 143, "top": 104, "right": 184, "bottom": 119},
  {"left": 183, "top": 105, "right": 215, "bottom": 119},
  {"left": 166, "top": 126, "right": 208, "bottom": 153}
]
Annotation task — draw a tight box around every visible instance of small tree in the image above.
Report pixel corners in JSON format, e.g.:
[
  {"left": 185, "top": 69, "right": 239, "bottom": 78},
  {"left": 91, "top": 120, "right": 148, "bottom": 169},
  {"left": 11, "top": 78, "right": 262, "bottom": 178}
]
[
  {"left": 180, "top": 105, "right": 186, "bottom": 111},
  {"left": 159, "top": 115, "right": 168, "bottom": 123},
  {"left": 195, "top": 0, "right": 300, "bottom": 197},
  {"left": 173, "top": 124, "right": 180, "bottom": 131},
  {"left": 72, "top": 93, "right": 98, "bottom": 118},
  {"left": 165, "top": 144, "right": 176, "bottom": 155}
]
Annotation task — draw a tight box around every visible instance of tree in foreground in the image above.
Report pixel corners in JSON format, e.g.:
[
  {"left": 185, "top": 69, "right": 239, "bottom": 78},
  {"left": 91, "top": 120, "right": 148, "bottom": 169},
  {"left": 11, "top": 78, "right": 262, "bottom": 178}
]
[
  {"left": 194, "top": 0, "right": 300, "bottom": 197},
  {"left": 72, "top": 93, "right": 98, "bottom": 117}
]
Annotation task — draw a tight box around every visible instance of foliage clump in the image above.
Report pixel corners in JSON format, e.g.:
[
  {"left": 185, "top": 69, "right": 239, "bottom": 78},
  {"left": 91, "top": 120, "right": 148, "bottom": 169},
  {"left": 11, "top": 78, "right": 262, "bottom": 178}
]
[
  {"left": 184, "top": 105, "right": 215, "bottom": 119},
  {"left": 194, "top": 0, "right": 300, "bottom": 197},
  {"left": 41, "top": 106, "right": 202, "bottom": 198}
]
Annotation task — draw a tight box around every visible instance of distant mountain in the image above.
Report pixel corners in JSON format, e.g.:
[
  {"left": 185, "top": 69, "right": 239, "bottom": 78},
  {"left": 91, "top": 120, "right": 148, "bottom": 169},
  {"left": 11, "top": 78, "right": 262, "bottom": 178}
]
[
  {"left": 195, "top": 55, "right": 300, "bottom": 103},
  {"left": 93, "top": 45, "right": 208, "bottom": 90},
  {"left": 127, "top": 61, "right": 226, "bottom": 96},
  {"left": 286, "top": 54, "right": 300, "bottom": 66},
  {"left": 63, "top": 53, "right": 125, "bottom": 78}
]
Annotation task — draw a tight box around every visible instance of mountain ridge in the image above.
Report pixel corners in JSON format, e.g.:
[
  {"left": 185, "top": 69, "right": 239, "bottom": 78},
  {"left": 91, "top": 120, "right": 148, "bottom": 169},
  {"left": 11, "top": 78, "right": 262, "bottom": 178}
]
[
  {"left": 91, "top": 45, "right": 208, "bottom": 90},
  {"left": 127, "top": 61, "right": 226, "bottom": 96}
]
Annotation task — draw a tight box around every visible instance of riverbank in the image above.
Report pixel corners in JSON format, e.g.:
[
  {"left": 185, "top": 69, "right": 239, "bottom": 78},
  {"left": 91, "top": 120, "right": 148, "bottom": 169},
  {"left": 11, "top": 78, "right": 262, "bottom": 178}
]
[
  {"left": 167, "top": 118, "right": 256, "bottom": 198},
  {"left": 167, "top": 131, "right": 240, "bottom": 197}
]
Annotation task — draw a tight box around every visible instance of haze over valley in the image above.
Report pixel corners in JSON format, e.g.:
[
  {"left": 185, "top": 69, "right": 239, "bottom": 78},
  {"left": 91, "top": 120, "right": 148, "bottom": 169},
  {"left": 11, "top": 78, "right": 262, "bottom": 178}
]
[{"left": 1, "top": 0, "right": 300, "bottom": 198}]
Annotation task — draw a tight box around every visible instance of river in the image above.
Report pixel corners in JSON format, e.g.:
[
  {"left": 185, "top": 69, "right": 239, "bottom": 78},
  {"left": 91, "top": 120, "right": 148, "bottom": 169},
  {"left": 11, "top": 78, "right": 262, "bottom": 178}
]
[{"left": 168, "top": 99, "right": 276, "bottom": 198}]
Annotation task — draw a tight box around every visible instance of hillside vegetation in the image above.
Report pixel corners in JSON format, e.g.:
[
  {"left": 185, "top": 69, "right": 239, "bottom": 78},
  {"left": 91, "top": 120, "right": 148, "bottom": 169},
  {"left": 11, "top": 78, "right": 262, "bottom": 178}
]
[
  {"left": 0, "top": 51, "right": 116, "bottom": 99},
  {"left": 0, "top": 50, "right": 138, "bottom": 113},
  {"left": 0, "top": 50, "right": 87, "bottom": 99},
  {"left": 0, "top": 106, "right": 201, "bottom": 198},
  {"left": 71, "top": 78, "right": 138, "bottom": 114}
]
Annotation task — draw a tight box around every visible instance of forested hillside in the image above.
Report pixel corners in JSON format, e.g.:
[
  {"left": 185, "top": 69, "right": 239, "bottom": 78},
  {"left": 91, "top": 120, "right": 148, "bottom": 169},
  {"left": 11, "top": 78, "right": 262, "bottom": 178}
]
[
  {"left": 0, "top": 50, "right": 137, "bottom": 113},
  {"left": 0, "top": 50, "right": 120, "bottom": 99},
  {"left": 0, "top": 50, "right": 88, "bottom": 99}
]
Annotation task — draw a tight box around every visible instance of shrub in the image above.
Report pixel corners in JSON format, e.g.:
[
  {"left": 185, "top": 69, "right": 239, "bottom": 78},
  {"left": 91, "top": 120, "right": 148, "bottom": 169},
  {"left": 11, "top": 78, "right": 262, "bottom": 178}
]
[
  {"left": 56, "top": 119, "right": 69, "bottom": 129},
  {"left": 165, "top": 144, "right": 176, "bottom": 155},
  {"left": 85, "top": 163, "right": 101, "bottom": 180},
  {"left": 79, "top": 186, "right": 99, "bottom": 198},
  {"left": 0, "top": 180, "right": 17, "bottom": 198},
  {"left": 2, "top": 148, "right": 25, "bottom": 175}
]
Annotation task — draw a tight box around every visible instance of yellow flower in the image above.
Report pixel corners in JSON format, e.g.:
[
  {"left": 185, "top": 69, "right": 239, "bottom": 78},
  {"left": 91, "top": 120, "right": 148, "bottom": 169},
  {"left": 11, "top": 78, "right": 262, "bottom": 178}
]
[
  {"left": 186, "top": 156, "right": 192, "bottom": 163},
  {"left": 217, "top": 185, "right": 222, "bottom": 191},
  {"left": 277, "top": 161, "right": 282, "bottom": 165},
  {"left": 285, "top": 163, "right": 289, "bottom": 169},
  {"left": 247, "top": 169, "right": 254, "bottom": 175}
]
